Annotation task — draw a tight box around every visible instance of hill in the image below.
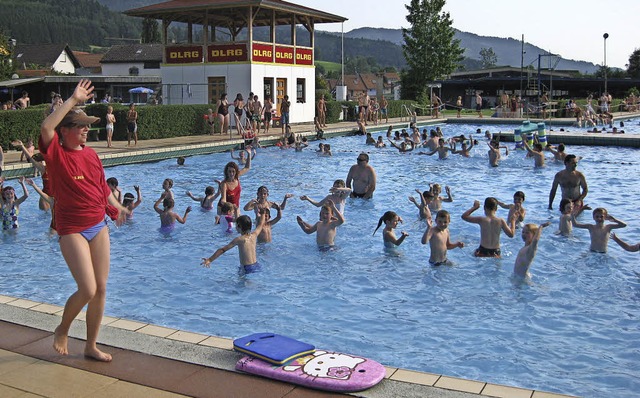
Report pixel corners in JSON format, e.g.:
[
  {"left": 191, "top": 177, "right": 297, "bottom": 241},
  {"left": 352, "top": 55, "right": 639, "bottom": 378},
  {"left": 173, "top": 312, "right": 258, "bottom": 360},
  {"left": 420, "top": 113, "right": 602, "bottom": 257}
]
[{"left": 345, "top": 27, "right": 599, "bottom": 74}]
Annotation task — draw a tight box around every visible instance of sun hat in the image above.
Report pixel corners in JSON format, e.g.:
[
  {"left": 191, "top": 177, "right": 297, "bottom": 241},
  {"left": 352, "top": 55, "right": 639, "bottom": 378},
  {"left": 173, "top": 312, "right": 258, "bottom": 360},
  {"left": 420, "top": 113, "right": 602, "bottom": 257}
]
[{"left": 58, "top": 108, "right": 100, "bottom": 128}]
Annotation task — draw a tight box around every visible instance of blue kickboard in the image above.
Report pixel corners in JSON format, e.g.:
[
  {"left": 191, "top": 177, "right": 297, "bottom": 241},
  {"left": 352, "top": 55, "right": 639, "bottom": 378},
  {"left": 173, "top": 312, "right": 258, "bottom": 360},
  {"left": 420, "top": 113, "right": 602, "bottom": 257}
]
[{"left": 233, "top": 333, "right": 315, "bottom": 365}]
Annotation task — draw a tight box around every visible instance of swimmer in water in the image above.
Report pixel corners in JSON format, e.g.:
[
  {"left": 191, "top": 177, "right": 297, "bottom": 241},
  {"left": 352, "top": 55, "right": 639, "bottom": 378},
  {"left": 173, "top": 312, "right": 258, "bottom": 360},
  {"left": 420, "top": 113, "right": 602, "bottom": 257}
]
[
  {"left": 154, "top": 197, "right": 191, "bottom": 233},
  {"left": 373, "top": 211, "right": 408, "bottom": 248},
  {"left": 421, "top": 210, "right": 464, "bottom": 265}
]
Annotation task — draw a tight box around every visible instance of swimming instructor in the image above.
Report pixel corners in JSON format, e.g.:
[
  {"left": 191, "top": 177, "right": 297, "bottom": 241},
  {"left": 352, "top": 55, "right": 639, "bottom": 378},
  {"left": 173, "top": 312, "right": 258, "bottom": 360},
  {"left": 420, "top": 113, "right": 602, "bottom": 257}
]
[{"left": 346, "top": 152, "right": 377, "bottom": 199}]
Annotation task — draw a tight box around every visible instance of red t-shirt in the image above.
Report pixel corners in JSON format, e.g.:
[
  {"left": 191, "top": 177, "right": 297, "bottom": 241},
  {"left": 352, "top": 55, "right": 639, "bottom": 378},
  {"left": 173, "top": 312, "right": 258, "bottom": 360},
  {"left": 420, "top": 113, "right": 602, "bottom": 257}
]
[{"left": 39, "top": 132, "right": 111, "bottom": 235}]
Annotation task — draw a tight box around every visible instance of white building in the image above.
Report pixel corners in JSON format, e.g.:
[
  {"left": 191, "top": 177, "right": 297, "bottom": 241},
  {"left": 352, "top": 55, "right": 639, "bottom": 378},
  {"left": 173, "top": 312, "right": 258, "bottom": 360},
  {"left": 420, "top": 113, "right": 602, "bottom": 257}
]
[{"left": 125, "top": 0, "right": 346, "bottom": 125}]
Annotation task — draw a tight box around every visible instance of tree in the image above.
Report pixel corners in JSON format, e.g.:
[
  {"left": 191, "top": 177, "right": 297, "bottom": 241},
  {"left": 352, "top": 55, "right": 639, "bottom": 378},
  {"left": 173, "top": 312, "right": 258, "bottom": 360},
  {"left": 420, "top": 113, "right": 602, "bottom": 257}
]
[
  {"left": 627, "top": 48, "right": 640, "bottom": 78},
  {"left": 479, "top": 47, "right": 497, "bottom": 69},
  {"left": 0, "top": 31, "right": 17, "bottom": 81},
  {"left": 400, "top": 0, "right": 463, "bottom": 100},
  {"left": 141, "top": 18, "right": 161, "bottom": 44}
]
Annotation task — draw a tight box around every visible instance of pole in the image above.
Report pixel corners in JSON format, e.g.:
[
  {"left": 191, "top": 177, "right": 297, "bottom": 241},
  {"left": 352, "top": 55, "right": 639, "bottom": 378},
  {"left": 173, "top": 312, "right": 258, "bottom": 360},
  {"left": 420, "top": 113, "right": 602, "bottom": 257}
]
[
  {"left": 520, "top": 34, "right": 524, "bottom": 97},
  {"left": 603, "top": 33, "right": 609, "bottom": 95}
]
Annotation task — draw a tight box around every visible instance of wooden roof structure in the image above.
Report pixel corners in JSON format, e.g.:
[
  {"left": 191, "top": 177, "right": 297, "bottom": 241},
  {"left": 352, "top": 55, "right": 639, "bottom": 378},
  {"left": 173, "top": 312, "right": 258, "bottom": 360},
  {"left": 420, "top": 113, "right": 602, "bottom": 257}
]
[{"left": 124, "top": 0, "right": 346, "bottom": 29}]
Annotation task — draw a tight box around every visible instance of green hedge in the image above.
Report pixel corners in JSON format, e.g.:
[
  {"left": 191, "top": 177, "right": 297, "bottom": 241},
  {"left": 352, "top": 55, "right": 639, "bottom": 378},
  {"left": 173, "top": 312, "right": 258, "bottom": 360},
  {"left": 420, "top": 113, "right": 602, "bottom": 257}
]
[{"left": 0, "top": 107, "right": 44, "bottom": 150}]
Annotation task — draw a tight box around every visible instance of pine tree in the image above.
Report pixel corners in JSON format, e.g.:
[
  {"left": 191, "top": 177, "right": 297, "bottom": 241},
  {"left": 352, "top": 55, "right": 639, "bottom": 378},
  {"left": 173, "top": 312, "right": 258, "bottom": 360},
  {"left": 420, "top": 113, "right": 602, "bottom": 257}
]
[
  {"left": 401, "top": 0, "right": 463, "bottom": 100},
  {"left": 141, "top": 18, "right": 162, "bottom": 44},
  {"left": 628, "top": 49, "right": 640, "bottom": 78}
]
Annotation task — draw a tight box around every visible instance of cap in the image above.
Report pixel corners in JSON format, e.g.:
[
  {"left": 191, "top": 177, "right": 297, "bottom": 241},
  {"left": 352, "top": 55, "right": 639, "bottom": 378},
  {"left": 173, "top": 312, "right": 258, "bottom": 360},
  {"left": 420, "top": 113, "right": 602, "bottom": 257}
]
[{"left": 58, "top": 108, "right": 100, "bottom": 128}]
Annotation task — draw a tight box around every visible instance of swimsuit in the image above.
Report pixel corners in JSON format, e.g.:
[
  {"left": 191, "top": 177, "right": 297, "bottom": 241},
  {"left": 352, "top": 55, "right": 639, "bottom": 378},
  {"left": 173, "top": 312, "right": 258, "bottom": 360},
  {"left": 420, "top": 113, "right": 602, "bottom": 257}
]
[
  {"left": 1, "top": 204, "right": 19, "bottom": 230},
  {"left": 78, "top": 219, "right": 107, "bottom": 241},
  {"left": 429, "top": 259, "right": 449, "bottom": 266},
  {"left": 242, "top": 262, "right": 261, "bottom": 274},
  {"left": 160, "top": 224, "right": 175, "bottom": 234},
  {"left": 350, "top": 192, "right": 366, "bottom": 199},
  {"left": 475, "top": 245, "right": 501, "bottom": 258},
  {"left": 218, "top": 102, "right": 229, "bottom": 116},
  {"left": 234, "top": 105, "right": 244, "bottom": 117},
  {"left": 225, "top": 181, "right": 241, "bottom": 207}
]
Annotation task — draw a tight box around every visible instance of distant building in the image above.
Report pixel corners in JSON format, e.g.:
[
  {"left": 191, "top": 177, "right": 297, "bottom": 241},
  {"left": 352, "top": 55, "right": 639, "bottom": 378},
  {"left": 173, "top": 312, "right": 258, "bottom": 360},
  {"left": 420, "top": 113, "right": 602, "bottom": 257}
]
[
  {"left": 101, "top": 44, "right": 163, "bottom": 77},
  {"left": 327, "top": 72, "right": 400, "bottom": 100},
  {"left": 14, "top": 44, "right": 80, "bottom": 74}
]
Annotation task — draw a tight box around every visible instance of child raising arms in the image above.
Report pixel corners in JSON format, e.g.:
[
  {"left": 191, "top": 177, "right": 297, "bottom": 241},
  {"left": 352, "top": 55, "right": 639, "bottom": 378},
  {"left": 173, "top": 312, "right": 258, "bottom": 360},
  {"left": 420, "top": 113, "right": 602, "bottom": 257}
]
[
  {"left": 373, "top": 211, "right": 408, "bottom": 248},
  {"left": 513, "top": 222, "right": 551, "bottom": 278},
  {"left": 421, "top": 210, "right": 464, "bottom": 265},
  {"left": 462, "top": 197, "right": 516, "bottom": 258},
  {"left": 296, "top": 200, "right": 345, "bottom": 248},
  {"left": 187, "top": 186, "right": 219, "bottom": 211},
  {"left": 202, "top": 211, "right": 266, "bottom": 273},
  {"left": 408, "top": 189, "right": 433, "bottom": 220},
  {"left": 0, "top": 176, "right": 29, "bottom": 230},
  {"left": 497, "top": 191, "right": 526, "bottom": 227},
  {"left": 300, "top": 179, "right": 351, "bottom": 215},
  {"left": 154, "top": 197, "right": 191, "bottom": 233},
  {"left": 572, "top": 207, "right": 626, "bottom": 253}
]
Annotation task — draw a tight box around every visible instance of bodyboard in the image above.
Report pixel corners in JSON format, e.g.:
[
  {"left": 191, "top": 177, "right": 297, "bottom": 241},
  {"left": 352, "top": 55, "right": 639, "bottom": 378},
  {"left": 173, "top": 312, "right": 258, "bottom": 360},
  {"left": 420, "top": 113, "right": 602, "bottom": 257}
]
[
  {"left": 233, "top": 333, "right": 315, "bottom": 365},
  {"left": 235, "top": 349, "right": 386, "bottom": 392}
]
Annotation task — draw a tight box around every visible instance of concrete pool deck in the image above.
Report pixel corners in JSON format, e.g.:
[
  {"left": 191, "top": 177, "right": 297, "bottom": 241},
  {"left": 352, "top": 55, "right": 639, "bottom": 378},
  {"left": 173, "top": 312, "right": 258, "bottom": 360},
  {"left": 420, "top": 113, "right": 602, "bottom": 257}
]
[{"left": 3, "top": 111, "right": 637, "bottom": 397}]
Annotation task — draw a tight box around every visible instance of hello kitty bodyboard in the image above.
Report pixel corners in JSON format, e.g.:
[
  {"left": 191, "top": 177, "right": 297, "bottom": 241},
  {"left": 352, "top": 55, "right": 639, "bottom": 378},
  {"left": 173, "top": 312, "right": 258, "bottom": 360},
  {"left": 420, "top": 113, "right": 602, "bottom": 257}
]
[{"left": 235, "top": 349, "right": 386, "bottom": 392}]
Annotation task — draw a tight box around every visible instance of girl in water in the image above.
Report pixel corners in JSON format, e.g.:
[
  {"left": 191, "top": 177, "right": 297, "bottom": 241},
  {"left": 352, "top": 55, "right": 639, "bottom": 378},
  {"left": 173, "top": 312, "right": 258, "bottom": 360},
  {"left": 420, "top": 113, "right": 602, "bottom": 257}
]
[
  {"left": 0, "top": 176, "right": 29, "bottom": 231},
  {"left": 373, "top": 211, "right": 408, "bottom": 248}
]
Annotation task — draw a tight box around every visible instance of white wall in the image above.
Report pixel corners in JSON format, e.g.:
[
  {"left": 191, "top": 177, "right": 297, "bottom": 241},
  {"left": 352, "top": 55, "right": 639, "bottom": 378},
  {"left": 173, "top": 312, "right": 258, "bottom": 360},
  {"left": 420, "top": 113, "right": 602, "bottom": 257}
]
[
  {"left": 52, "top": 50, "right": 76, "bottom": 74},
  {"left": 102, "top": 62, "right": 159, "bottom": 77}
]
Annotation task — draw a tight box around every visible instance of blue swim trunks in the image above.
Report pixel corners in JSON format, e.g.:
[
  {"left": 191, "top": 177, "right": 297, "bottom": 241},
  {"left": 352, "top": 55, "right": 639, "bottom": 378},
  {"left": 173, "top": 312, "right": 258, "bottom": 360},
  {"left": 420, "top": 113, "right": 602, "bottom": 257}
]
[{"left": 242, "top": 262, "right": 261, "bottom": 274}]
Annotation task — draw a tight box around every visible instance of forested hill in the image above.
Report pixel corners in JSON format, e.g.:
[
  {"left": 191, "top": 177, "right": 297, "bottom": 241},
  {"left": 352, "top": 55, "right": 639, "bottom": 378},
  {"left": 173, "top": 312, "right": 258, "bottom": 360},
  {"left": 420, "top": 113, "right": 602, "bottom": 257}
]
[{"left": 0, "top": 0, "right": 141, "bottom": 50}]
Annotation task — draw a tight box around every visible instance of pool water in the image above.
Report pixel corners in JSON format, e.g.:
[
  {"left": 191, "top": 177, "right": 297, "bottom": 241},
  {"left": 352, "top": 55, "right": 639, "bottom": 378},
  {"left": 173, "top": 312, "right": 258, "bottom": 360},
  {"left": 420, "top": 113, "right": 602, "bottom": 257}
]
[{"left": 3, "top": 124, "right": 639, "bottom": 397}]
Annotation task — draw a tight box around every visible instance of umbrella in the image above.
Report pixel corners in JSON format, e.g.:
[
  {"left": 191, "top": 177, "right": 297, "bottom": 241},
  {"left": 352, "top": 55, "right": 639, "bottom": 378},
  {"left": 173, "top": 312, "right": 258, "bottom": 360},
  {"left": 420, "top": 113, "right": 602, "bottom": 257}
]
[{"left": 128, "top": 87, "right": 154, "bottom": 94}]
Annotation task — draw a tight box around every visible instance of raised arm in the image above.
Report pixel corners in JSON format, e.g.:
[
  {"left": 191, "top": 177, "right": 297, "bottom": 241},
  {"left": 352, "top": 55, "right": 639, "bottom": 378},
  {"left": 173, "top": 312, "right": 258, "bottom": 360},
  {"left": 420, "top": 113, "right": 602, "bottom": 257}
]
[
  {"left": 237, "top": 149, "right": 252, "bottom": 177},
  {"left": 611, "top": 233, "right": 640, "bottom": 252},
  {"left": 132, "top": 186, "right": 143, "bottom": 209},
  {"left": 175, "top": 206, "right": 192, "bottom": 224},
  {"left": 329, "top": 200, "right": 345, "bottom": 227},
  {"left": 501, "top": 216, "right": 517, "bottom": 238},
  {"left": 153, "top": 197, "right": 164, "bottom": 214},
  {"left": 14, "top": 177, "right": 29, "bottom": 205},
  {"left": 300, "top": 194, "right": 322, "bottom": 207},
  {"left": 201, "top": 238, "right": 239, "bottom": 267},
  {"left": 606, "top": 215, "right": 627, "bottom": 231},
  {"left": 268, "top": 203, "right": 282, "bottom": 226},
  {"left": 296, "top": 215, "right": 317, "bottom": 234},
  {"left": 279, "top": 193, "right": 294, "bottom": 209},
  {"left": 12, "top": 140, "right": 45, "bottom": 174},
  {"left": 24, "top": 178, "right": 52, "bottom": 204},
  {"left": 461, "top": 200, "right": 481, "bottom": 223},
  {"left": 443, "top": 186, "right": 453, "bottom": 202},
  {"left": 40, "top": 80, "right": 95, "bottom": 150}
]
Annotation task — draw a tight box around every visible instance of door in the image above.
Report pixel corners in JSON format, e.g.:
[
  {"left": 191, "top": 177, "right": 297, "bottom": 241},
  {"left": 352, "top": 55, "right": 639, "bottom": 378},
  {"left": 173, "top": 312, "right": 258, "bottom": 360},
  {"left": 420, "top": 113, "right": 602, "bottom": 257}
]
[
  {"left": 276, "top": 78, "right": 287, "bottom": 115},
  {"left": 263, "top": 78, "right": 274, "bottom": 104},
  {"left": 208, "top": 77, "right": 227, "bottom": 105}
]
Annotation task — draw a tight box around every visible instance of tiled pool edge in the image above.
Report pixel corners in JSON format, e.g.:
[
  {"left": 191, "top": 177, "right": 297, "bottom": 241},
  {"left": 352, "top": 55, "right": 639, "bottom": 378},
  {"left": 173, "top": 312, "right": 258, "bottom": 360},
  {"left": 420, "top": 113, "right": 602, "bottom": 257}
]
[{"left": 0, "top": 295, "right": 576, "bottom": 398}]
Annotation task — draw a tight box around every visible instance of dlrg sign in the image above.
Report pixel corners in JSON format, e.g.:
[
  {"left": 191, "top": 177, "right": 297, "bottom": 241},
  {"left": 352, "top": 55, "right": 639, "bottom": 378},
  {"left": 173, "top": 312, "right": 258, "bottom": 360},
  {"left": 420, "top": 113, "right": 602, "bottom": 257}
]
[{"left": 165, "top": 46, "right": 203, "bottom": 63}]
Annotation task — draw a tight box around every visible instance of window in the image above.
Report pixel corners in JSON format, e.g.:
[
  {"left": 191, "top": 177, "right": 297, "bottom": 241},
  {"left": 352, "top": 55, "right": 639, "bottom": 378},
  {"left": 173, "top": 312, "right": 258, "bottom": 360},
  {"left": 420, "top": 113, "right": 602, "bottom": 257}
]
[
  {"left": 296, "top": 78, "right": 305, "bottom": 103},
  {"left": 129, "top": 66, "right": 139, "bottom": 76},
  {"left": 144, "top": 61, "right": 160, "bottom": 69}
]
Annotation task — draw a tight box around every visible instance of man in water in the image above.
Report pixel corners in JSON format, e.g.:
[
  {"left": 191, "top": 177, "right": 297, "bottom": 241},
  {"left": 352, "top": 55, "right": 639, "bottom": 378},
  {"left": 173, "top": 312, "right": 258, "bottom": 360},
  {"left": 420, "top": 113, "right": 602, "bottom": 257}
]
[
  {"left": 346, "top": 153, "right": 377, "bottom": 199},
  {"left": 548, "top": 154, "right": 588, "bottom": 212}
]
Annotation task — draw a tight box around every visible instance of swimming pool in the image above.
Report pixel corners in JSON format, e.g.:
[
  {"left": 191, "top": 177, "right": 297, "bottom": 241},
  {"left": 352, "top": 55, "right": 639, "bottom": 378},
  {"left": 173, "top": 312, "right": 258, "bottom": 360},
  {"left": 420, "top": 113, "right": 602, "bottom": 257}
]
[{"left": 3, "top": 124, "right": 639, "bottom": 397}]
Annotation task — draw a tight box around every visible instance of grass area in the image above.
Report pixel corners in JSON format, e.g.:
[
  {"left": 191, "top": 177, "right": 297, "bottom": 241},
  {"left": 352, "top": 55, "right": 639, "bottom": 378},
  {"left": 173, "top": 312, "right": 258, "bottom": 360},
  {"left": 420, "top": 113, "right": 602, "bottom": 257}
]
[{"left": 315, "top": 60, "right": 342, "bottom": 73}]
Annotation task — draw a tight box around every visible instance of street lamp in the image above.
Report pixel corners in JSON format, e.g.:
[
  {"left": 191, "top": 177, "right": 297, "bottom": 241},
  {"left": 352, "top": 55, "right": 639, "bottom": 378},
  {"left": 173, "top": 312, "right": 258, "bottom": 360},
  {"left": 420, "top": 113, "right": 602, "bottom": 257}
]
[{"left": 603, "top": 33, "right": 609, "bottom": 95}]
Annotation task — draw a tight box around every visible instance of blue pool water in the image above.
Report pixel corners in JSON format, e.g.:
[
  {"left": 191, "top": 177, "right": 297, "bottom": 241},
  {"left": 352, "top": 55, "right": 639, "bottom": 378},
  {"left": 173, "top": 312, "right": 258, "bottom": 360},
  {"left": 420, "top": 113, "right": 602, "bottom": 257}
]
[{"left": 3, "top": 124, "right": 639, "bottom": 397}]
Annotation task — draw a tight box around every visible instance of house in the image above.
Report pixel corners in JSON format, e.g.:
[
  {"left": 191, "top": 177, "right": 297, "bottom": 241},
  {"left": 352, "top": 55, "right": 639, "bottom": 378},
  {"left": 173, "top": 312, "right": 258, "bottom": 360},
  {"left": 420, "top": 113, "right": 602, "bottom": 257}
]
[
  {"left": 327, "top": 72, "right": 400, "bottom": 100},
  {"left": 73, "top": 51, "right": 104, "bottom": 75},
  {"left": 100, "top": 44, "right": 163, "bottom": 77},
  {"left": 14, "top": 44, "right": 80, "bottom": 74}
]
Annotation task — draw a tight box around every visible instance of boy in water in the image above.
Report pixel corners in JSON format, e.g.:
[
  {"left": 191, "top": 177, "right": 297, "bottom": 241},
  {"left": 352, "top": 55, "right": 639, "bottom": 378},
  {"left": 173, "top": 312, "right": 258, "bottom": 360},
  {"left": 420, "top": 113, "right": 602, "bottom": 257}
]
[
  {"left": 154, "top": 197, "right": 191, "bottom": 233},
  {"left": 123, "top": 185, "right": 142, "bottom": 219},
  {"left": 202, "top": 211, "right": 266, "bottom": 273},
  {"left": 513, "top": 222, "right": 551, "bottom": 278},
  {"left": 428, "top": 183, "right": 453, "bottom": 212},
  {"left": 523, "top": 139, "right": 546, "bottom": 167},
  {"left": 300, "top": 179, "right": 351, "bottom": 215},
  {"left": 421, "top": 210, "right": 464, "bottom": 265},
  {"left": 558, "top": 198, "right": 573, "bottom": 235},
  {"left": 408, "top": 189, "right": 433, "bottom": 220},
  {"left": 497, "top": 191, "right": 526, "bottom": 227},
  {"left": 296, "top": 200, "right": 345, "bottom": 247},
  {"left": 572, "top": 208, "right": 627, "bottom": 253},
  {"left": 487, "top": 140, "right": 508, "bottom": 167},
  {"left": 244, "top": 186, "right": 293, "bottom": 217},
  {"left": 257, "top": 204, "right": 281, "bottom": 243},
  {"left": 462, "top": 197, "right": 516, "bottom": 257},
  {"left": 419, "top": 138, "right": 453, "bottom": 159}
]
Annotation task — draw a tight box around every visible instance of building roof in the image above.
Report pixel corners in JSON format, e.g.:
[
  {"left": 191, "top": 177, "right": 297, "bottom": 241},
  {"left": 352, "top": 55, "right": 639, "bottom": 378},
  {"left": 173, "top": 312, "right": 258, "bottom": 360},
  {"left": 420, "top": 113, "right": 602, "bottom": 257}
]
[
  {"left": 101, "top": 44, "right": 164, "bottom": 63},
  {"left": 0, "top": 77, "right": 45, "bottom": 88},
  {"left": 124, "top": 0, "right": 346, "bottom": 26},
  {"left": 73, "top": 51, "right": 104, "bottom": 68},
  {"left": 450, "top": 66, "right": 578, "bottom": 79},
  {"left": 14, "top": 44, "right": 80, "bottom": 69}
]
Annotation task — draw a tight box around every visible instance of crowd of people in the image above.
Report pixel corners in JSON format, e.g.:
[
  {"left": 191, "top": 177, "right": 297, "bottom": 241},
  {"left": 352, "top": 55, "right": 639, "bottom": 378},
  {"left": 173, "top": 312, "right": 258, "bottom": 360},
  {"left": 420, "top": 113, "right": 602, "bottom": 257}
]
[{"left": 2, "top": 80, "right": 639, "bottom": 365}]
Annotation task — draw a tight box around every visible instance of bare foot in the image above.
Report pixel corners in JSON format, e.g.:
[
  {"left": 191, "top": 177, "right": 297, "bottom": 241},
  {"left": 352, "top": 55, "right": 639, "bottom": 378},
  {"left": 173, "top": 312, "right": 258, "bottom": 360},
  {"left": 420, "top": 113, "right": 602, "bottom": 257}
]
[
  {"left": 53, "top": 326, "right": 68, "bottom": 355},
  {"left": 84, "top": 347, "right": 112, "bottom": 362}
]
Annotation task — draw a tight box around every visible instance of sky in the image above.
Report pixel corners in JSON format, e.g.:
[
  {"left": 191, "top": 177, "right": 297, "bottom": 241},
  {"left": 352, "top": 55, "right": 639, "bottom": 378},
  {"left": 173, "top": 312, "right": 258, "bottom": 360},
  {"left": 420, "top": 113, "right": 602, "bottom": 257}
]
[{"left": 295, "top": 0, "right": 638, "bottom": 69}]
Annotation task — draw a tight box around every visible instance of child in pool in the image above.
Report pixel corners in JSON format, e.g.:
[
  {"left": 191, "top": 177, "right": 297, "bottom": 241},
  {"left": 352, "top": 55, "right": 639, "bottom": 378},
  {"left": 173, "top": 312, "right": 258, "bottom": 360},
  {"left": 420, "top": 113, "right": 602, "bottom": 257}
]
[
  {"left": 122, "top": 185, "right": 142, "bottom": 219},
  {"left": 611, "top": 233, "right": 640, "bottom": 252},
  {"left": 257, "top": 204, "right": 282, "bottom": 243},
  {"left": 300, "top": 179, "right": 351, "bottom": 215},
  {"left": 408, "top": 189, "right": 433, "bottom": 220},
  {"left": 0, "top": 176, "right": 29, "bottom": 230},
  {"left": 160, "top": 178, "right": 175, "bottom": 201},
  {"left": 323, "top": 144, "right": 332, "bottom": 156},
  {"left": 513, "top": 222, "right": 551, "bottom": 278},
  {"left": 419, "top": 138, "right": 453, "bottom": 159},
  {"left": 487, "top": 140, "right": 508, "bottom": 167},
  {"left": 375, "top": 136, "right": 386, "bottom": 148},
  {"left": 572, "top": 207, "right": 627, "bottom": 253},
  {"left": 231, "top": 147, "right": 256, "bottom": 166},
  {"left": 202, "top": 211, "right": 267, "bottom": 273},
  {"left": 497, "top": 191, "right": 526, "bottom": 227},
  {"left": 462, "top": 197, "right": 516, "bottom": 258},
  {"left": 558, "top": 198, "right": 573, "bottom": 235},
  {"left": 106, "top": 177, "right": 122, "bottom": 203},
  {"left": 296, "top": 200, "right": 345, "bottom": 247},
  {"left": 215, "top": 202, "right": 238, "bottom": 233},
  {"left": 428, "top": 183, "right": 453, "bottom": 212},
  {"left": 154, "top": 197, "right": 191, "bottom": 233},
  {"left": 373, "top": 211, "right": 408, "bottom": 248},
  {"left": 187, "top": 186, "right": 219, "bottom": 210},
  {"left": 244, "top": 186, "right": 293, "bottom": 217},
  {"left": 421, "top": 210, "right": 464, "bottom": 265}
]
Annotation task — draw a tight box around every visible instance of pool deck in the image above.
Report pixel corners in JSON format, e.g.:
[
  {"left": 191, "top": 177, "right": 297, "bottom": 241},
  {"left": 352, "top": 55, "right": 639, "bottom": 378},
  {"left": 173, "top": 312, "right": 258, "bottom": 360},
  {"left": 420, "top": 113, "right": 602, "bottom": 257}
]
[{"left": 3, "top": 111, "right": 636, "bottom": 397}]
